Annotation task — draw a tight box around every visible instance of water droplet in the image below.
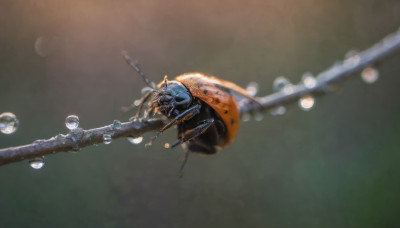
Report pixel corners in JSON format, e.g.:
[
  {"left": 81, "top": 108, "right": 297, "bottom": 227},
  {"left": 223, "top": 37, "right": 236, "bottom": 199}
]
[
  {"left": 241, "top": 113, "right": 251, "bottom": 122},
  {"left": 0, "top": 112, "right": 19, "bottom": 134},
  {"left": 282, "top": 85, "right": 295, "bottom": 94},
  {"left": 269, "top": 106, "right": 286, "bottom": 116},
  {"left": 113, "top": 120, "right": 122, "bottom": 130},
  {"left": 298, "top": 95, "right": 315, "bottom": 111},
  {"left": 344, "top": 50, "right": 360, "bottom": 66},
  {"left": 127, "top": 136, "right": 143, "bottom": 144},
  {"left": 65, "top": 115, "right": 79, "bottom": 130},
  {"left": 246, "top": 82, "right": 259, "bottom": 97},
  {"left": 361, "top": 67, "right": 379, "bottom": 84},
  {"left": 301, "top": 72, "right": 317, "bottom": 89},
  {"left": 273, "top": 76, "right": 291, "bottom": 92},
  {"left": 129, "top": 116, "right": 138, "bottom": 122},
  {"left": 134, "top": 99, "right": 141, "bottom": 106},
  {"left": 164, "top": 143, "right": 170, "bottom": 148},
  {"left": 254, "top": 112, "right": 264, "bottom": 121},
  {"left": 29, "top": 157, "right": 44, "bottom": 169},
  {"left": 103, "top": 134, "right": 112, "bottom": 144},
  {"left": 34, "top": 36, "right": 52, "bottom": 57},
  {"left": 141, "top": 87, "right": 154, "bottom": 94}
]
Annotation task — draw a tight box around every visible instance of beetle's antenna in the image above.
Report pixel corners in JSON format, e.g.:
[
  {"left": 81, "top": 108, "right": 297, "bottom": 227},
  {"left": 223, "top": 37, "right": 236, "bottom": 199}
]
[{"left": 121, "top": 50, "right": 156, "bottom": 89}]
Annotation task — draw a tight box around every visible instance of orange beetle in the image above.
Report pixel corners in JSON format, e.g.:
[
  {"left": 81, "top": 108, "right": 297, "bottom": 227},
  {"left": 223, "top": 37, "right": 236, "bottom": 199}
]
[{"left": 122, "top": 52, "right": 259, "bottom": 165}]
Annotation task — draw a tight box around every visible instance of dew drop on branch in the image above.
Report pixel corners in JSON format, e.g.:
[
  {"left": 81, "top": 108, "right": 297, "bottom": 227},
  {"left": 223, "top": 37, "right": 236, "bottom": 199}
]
[
  {"left": 65, "top": 115, "right": 79, "bottom": 130},
  {"left": 29, "top": 157, "right": 45, "bottom": 170},
  {"left": 301, "top": 72, "right": 317, "bottom": 89},
  {"left": 246, "top": 82, "right": 259, "bottom": 97},
  {"left": 134, "top": 99, "right": 142, "bottom": 106},
  {"left": 0, "top": 112, "right": 19, "bottom": 134},
  {"left": 344, "top": 49, "right": 360, "bottom": 66},
  {"left": 127, "top": 136, "right": 143, "bottom": 144},
  {"left": 273, "top": 76, "right": 291, "bottom": 92},
  {"left": 103, "top": 134, "right": 112, "bottom": 144},
  {"left": 164, "top": 143, "right": 170, "bottom": 148},
  {"left": 298, "top": 95, "right": 315, "bottom": 111},
  {"left": 361, "top": 67, "right": 379, "bottom": 84},
  {"left": 113, "top": 120, "right": 122, "bottom": 130}
]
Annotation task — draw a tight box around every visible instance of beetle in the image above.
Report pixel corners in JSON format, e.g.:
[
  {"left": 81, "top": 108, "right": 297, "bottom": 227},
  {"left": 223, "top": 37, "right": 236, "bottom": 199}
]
[{"left": 122, "top": 52, "right": 260, "bottom": 170}]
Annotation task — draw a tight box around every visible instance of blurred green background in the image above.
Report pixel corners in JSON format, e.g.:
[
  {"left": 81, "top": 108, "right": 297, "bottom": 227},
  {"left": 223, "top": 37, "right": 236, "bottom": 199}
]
[{"left": 1, "top": 0, "right": 400, "bottom": 227}]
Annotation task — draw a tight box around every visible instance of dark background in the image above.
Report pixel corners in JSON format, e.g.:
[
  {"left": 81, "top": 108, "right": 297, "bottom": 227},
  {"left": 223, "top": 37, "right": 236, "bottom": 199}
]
[{"left": 1, "top": 0, "right": 400, "bottom": 227}]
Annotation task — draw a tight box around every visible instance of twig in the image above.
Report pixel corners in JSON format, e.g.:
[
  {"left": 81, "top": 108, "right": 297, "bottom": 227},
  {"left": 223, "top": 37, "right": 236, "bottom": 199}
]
[
  {"left": 240, "top": 27, "right": 400, "bottom": 114},
  {"left": 0, "top": 119, "right": 165, "bottom": 166},
  {"left": 1, "top": 28, "right": 400, "bottom": 166}
]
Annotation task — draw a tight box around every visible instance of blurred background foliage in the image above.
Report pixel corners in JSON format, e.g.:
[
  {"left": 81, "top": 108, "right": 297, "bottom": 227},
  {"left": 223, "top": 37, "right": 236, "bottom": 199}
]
[{"left": 1, "top": 0, "right": 400, "bottom": 227}]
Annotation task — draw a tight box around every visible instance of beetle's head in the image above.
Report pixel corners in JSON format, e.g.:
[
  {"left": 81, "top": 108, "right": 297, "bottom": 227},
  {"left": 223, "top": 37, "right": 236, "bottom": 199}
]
[{"left": 150, "top": 76, "right": 192, "bottom": 118}]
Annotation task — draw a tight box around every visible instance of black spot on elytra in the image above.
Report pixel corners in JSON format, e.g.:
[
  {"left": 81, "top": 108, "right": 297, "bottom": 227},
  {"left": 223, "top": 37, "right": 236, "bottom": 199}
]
[
  {"left": 224, "top": 110, "right": 228, "bottom": 114},
  {"left": 197, "top": 82, "right": 203, "bottom": 87},
  {"left": 214, "top": 83, "right": 231, "bottom": 93},
  {"left": 203, "top": 89, "right": 208, "bottom": 94},
  {"left": 231, "top": 118, "right": 235, "bottom": 125}
]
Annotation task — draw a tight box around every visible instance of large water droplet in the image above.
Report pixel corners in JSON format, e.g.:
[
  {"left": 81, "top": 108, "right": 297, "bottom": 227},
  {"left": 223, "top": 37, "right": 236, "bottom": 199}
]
[
  {"left": 241, "top": 113, "right": 251, "bottom": 122},
  {"left": 29, "top": 157, "right": 44, "bottom": 169},
  {"left": 113, "top": 120, "right": 122, "bottom": 130},
  {"left": 246, "top": 82, "right": 259, "bottom": 97},
  {"left": 127, "top": 136, "right": 143, "bottom": 144},
  {"left": 301, "top": 72, "right": 317, "bottom": 89},
  {"left": 103, "top": 134, "right": 112, "bottom": 144},
  {"left": 65, "top": 115, "right": 79, "bottom": 130},
  {"left": 164, "top": 143, "right": 170, "bottom": 148},
  {"left": 361, "top": 67, "right": 379, "bottom": 84},
  {"left": 298, "top": 95, "right": 315, "bottom": 111},
  {"left": 273, "top": 76, "right": 291, "bottom": 92},
  {"left": 0, "top": 112, "right": 19, "bottom": 134}
]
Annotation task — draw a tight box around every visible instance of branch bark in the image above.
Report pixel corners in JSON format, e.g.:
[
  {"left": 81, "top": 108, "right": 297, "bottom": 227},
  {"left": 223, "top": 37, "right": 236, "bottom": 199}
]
[{"left": 1, "top": 28, "right": 400, "bottom": 166}]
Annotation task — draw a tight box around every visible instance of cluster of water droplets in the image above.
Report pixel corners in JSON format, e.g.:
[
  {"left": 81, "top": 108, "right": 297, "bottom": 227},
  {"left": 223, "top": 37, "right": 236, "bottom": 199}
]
[
  {"left": 0, "top": 112, "right": 19, "bottom": 134},
  {"left": 269, "top": 77, "right": 290, "bottom": 116},
  {"left": 240, "top": 82, "right": 264, "bottom": 122},
  {"left": 298, "top": 73, "right": 316, "bottom": 111}
]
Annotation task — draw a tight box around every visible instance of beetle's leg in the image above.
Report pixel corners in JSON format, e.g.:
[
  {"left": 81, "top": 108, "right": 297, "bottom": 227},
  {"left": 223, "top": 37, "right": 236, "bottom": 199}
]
[
  {"left": 134, "top": 92, "right": 152, "bottom": 119},
  {"left": 170, "top": 118, "right": 214, "bottom": 149},
  {"left": 178, "top": 150, "right": 190, "bottom": 178},
  {"left": 145, "top": 103, "right": 201, "bottom": 147}
]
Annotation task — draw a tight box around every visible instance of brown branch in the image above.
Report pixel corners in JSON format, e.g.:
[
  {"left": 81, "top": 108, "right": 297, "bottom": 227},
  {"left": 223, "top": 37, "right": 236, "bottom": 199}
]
[
  {"left": 0, "top": 119, "right": 165, "bottom": 166},
  {"left": 240, "top": 27, "right": 400, "bottom": 114},
  {"left": 1, "top": 27, "right": 400, "bottom": 166}
]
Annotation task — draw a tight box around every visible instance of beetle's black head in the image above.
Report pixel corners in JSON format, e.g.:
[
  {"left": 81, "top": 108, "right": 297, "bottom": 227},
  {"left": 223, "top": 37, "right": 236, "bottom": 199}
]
[{"left": 150, "top": 78, "right": 192, "bottom": 118}]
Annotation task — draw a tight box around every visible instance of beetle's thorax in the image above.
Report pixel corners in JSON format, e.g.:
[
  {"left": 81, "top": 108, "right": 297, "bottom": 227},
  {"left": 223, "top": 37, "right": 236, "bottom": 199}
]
[{"left": 150, "top": 81, "right": 193, "bottom": 118}]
